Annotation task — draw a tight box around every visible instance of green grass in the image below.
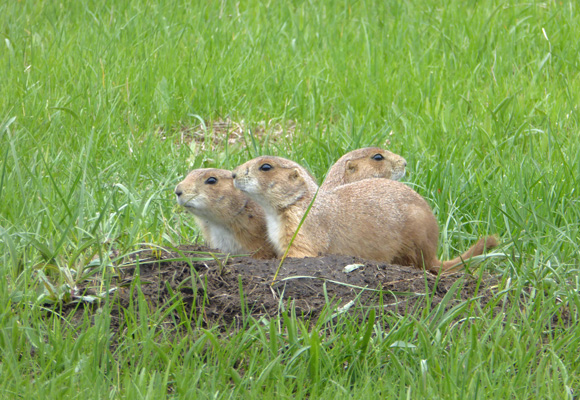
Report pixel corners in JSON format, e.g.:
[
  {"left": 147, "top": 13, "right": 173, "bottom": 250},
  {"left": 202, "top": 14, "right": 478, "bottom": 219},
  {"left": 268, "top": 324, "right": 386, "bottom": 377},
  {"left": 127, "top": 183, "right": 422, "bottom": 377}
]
[{"left": 1, "top": 0, "right": 579, "bottom": 397}]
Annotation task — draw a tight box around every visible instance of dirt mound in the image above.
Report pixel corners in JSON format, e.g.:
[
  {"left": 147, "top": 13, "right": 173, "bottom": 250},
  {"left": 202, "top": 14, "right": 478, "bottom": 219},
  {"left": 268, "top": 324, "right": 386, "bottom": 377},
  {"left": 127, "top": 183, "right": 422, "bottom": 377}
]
[{"left": 74, "top": 246, "right": 497, "bottom": 336}]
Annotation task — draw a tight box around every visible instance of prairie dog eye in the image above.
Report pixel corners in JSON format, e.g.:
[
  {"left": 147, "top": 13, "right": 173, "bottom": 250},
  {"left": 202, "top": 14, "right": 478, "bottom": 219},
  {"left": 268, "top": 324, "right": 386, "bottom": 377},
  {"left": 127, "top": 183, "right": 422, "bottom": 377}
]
[
  {"left": 205, "top": 177, "right": 218, "bottom": 184},
  {"left": 259, "top": 163, "right": 273, "bottom": 171},
  {"left": 371, "top": 154, "right": 384, "bottom": 161}
]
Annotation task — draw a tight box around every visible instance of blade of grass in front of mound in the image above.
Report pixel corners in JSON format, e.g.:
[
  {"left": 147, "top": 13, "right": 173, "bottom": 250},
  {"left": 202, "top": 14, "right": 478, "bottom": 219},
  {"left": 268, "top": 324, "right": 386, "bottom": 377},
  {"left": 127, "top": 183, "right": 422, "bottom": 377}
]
[
  {"left": 277, "top": 275, "right": 425, "bottom": 298},
  {"left": 272, "top": 186, "right": 320, "bottom": 284}
]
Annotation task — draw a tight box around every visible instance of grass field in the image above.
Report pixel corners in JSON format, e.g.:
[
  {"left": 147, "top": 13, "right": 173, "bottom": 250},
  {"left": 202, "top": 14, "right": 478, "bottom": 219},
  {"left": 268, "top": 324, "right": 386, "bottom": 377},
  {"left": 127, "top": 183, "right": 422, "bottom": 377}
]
[{"left": 1, "top": 0, "right": 579, "bottom": 397}]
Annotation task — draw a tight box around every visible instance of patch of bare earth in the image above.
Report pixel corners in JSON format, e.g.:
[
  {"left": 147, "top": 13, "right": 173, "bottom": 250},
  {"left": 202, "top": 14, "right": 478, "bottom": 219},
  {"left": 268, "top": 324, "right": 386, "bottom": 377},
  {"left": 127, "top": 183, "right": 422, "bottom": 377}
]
[
  {"left": 66, "top": 245, "right": 501, "bottom": 343},
  {"left": 158, "top": 118, "right": 298, "bottom": 151}
]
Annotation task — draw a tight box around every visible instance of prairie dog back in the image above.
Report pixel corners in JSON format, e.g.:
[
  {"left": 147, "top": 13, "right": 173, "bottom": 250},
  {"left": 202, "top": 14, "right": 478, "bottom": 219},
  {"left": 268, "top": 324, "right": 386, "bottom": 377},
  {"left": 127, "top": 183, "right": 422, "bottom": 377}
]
[{"left": 321, "top": 179, "right": 439, "bottom": 267}]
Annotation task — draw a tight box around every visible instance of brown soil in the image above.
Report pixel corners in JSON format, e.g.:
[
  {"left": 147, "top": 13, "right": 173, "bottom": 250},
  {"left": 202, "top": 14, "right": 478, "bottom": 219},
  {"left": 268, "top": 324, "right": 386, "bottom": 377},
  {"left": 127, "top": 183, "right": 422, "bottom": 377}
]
[{"left": 70, "top": 245, "right": 499, "bottom": 340}]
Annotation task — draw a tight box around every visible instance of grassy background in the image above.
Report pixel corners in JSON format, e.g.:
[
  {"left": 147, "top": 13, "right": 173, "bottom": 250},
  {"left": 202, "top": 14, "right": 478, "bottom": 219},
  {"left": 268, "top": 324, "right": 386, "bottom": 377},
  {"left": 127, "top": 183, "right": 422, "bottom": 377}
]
[{"left": 1, "top": 0, "right": 579, "bottom": 397}]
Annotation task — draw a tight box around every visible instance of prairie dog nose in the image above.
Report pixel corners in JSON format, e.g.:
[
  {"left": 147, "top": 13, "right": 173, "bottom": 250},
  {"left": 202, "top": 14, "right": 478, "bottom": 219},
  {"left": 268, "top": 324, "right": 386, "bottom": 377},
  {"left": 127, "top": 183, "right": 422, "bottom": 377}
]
[
  {"left": 175, "top": 186, "right": 183, "bottom": 196},
  {"left": 232, "top": 172, "right": 237, "bottom": 179}
]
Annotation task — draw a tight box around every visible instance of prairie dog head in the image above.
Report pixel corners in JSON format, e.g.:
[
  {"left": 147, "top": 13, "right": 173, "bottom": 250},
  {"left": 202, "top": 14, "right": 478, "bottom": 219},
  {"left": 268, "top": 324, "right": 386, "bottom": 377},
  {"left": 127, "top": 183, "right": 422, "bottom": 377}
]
[
  {"left": 175, "top": 168, "right": 247, "bottom": 223},
  {"left": 232, "top": 156, "right": 318, "bottom": 210},
  {"left": 342, "top": 147, "right": 407, "bottom": 182}
]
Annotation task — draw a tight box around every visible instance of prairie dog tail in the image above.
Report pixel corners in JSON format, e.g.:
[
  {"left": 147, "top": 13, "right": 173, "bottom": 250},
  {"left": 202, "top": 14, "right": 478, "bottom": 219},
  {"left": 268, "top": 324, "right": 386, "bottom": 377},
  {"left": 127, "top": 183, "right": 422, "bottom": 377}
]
[{"left": 434, "top": 235, "right": 499, "bottom": 272}]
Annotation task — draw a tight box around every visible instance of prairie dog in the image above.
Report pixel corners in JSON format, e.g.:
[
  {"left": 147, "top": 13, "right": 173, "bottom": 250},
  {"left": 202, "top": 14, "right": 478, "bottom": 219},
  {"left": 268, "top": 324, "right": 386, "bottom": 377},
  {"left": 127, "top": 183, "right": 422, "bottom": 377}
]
[
  {"left": 321, "top": 147, "right": 407, "bottom": 190},
  {"left": 175, "top": 168, "right": 276, "bottom": 258},
  {"left": 232, "top": 156, "right": 498, "bottom": 272}
]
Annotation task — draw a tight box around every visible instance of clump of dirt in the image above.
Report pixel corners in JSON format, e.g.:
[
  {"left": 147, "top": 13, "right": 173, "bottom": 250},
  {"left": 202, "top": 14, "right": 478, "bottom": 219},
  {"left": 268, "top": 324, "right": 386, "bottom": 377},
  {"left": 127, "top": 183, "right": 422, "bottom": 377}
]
[{"left": 72, "top": 246, "right": 498, "bottom": 337}]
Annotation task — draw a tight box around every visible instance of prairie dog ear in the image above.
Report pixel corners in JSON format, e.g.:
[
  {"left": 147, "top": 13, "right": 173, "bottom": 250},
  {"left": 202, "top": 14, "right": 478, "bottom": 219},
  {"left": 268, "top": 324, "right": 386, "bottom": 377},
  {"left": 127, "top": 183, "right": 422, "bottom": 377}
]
[
  {"left": 289, "top": 167, "right": 302, "bottom": 181},
  {"left": 346, "top": 160, "right": 356, "bottom": 173}
]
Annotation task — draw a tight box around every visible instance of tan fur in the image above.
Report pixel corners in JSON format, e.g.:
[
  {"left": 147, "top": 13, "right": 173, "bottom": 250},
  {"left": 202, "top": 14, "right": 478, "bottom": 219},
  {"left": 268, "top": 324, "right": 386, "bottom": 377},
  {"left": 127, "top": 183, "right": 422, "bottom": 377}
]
[
  {"left": 321, "top": 147, "right": 407, "bottom": 190},
  {"left": 175, "top": 168, "right": 276, "bottom": 259},
  {"left": 232, "top": 156, "right": 498, "bottom": 272}
]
